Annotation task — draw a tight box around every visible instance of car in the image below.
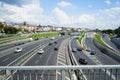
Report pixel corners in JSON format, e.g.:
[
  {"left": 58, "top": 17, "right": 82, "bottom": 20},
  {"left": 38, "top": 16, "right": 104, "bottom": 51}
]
[
  {"left": 79, "top": 58, "right": 88, "bottom": 65},
  {"left": 49, "top": 42, "right": 52, "bottom": 45},
  {"left": 54, "top": 41, "right": 57, "bottom": 44},
  {"left": 21, "top": 42, "right": 25, "bottom": 44},
  {"left": 77, "top": 47, "right": 82, "bottom": 51},
  {"left": 51, "top": 37, "right": 55, "bottom": 40},
  {"left": 54, "top": 47, "right": 58, "bottom": 51},
  {"left": 29, "top": 38, "right": 33, "bottom": 41},
  {"left": 38, "top": 49, "right": 44, "bottom": 54},
  {"left": 72, "top": 48, "right": 77, "bottom": 52},
  {"left": 15, "top": 43, "right": 21, "bottom": 46},
  {"left": 86, "top": 47, "right": 91, "bottom": 52},
  {"left": 15, "top": 47, "right": 22, "bottom": 53},
  {"left": 34, "top": 38, "right": 39, "bottom": 40},
  {"left": 90, "top": 50, "right": 96, "bottom": 55}
]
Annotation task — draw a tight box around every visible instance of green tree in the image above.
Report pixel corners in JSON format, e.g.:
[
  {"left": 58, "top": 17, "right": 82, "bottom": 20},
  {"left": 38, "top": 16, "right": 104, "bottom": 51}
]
[
  {"left": 102, "top": 29, "right": 113, "bottom": 34},
  {"left": 71, "top": 28, "right": 75, "bottom": 32},
  {"left": 114, "top": 27, "right": 120, "bottom": 37},
  {"left": 23, "top": 21, "right": 27, "bottom": 25}
]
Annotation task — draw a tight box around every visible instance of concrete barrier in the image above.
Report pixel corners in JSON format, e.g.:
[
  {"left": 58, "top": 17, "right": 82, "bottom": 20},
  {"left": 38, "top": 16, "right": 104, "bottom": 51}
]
[{"left": 93, "top": 39, "right": 120, "bottom": 62}]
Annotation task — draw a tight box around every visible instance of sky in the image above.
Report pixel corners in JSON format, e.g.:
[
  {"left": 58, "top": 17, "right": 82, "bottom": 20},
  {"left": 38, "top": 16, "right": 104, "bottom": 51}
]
[{"left": 0, "top": 0, "right": 120, "bottom": 29}]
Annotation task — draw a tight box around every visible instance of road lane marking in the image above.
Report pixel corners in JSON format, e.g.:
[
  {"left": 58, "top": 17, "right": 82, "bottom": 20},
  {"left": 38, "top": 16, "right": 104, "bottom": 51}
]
[
  {"left": 2, "top": 57, "right": 9, "bottom": 62},
  {"left": 35, "top": 59, "right": 39, "bottom": 64}
]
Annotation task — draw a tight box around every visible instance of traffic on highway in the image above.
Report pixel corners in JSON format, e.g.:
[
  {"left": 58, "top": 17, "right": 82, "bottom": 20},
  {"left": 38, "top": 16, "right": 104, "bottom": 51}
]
[
  {"left": 0, "top": 31, "right": 120, "bottom": 80},
  {"left": 0, "top": 0, "right": 120, "bottom": 80}
]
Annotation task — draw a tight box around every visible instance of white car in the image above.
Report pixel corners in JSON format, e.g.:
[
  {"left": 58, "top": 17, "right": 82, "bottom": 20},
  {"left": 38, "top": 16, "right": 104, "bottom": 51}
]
[
  {"left": 38, "top": 49, "right": 44, "bottom": 54},
  {"left": 51, "top": 37, "right": 55, "bottom": 40},
  {"left": 15, "top": 47, "right": 22, "bottom": 53}
]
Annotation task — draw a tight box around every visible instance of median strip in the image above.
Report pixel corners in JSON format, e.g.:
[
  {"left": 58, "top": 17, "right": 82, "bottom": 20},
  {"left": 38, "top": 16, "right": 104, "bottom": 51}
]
[
  {"left": 0, "top": 32, "right": 60, "bottom": 45},
  {"left": 78, "top": 32, "right": 85, "bottom": 47}
]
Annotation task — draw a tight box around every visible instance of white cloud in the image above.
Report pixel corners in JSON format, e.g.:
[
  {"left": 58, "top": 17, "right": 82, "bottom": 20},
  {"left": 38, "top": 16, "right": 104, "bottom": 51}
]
[
  {"left": 57, "top": 1, "right": 72, "bottom": 7},
  {"left": 52, "top": 7, "right": 70, "bottom": 24},
  {"left": 116, "top": 1, "right": 120, "bottom": 6},
  {"left": 0, "top": 0, "right": 44, "bottom": 24},
  {"left": 0, "top": 0, "right": 120, "bottom": 29},
  {"left": 0, "top": 17, "right": 4, "bottom": 22},
  {"left": 104, "top": 0, "right": 111, "bottom": 5},
  {"left": 78, "top": 14, "right": 96, "bottom": 24}
]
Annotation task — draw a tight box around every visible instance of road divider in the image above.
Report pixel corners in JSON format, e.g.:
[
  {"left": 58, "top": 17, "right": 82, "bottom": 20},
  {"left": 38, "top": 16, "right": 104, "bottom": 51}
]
[
  {"left": 94, "top": 33, "right": 118, "bottom": 52},
  {"left": 68, "top": 37, "right": 87, "bottom": 80},
  {"left": 93, "top": 38, "right": 120, "bottom": 62}
]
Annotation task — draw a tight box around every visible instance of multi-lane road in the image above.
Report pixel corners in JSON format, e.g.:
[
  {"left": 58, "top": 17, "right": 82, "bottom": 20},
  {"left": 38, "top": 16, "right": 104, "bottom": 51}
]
[
  {"left": 70, "top": 32, "right": 120, "bottom": 80},
  {"left": 0, "top": 32, "right": 120, "bottom": 80}
]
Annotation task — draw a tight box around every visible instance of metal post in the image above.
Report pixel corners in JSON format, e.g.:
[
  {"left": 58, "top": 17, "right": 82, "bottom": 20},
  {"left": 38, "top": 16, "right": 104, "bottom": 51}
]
[
  {"left": 36, "top": 70, "right": 37, "bottom": 80},
  {"left": 10, "top": 70, "right": 13, "bottom": 80},
  {"left": 61, "top": 70, "right": 65, "bottom": 80}
]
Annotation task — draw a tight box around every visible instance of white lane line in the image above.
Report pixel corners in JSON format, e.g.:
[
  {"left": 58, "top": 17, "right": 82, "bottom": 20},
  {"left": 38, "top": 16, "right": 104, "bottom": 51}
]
[
  {"left": 35, "top": 59, "right": 39, "bottom": 64},
  {"left": 57, "top": 71, "right": 70, "bottom": 80},
  {"left": 40, "top": 47, "right": 55, "bottom": 79},
  {"left": 58, "top": 61, "right": 66, "bottom": 65},
  {"left": 2, "top": 57, "right": 9, "bottom": 62},
  {"left": 83, "top": 36, "right": 116, "bottom": 80},
  {"left": 58, "top": 55, "right": 65, "bottom": 59},
  {"left": 58, "top": 58, "right": 66, "bottom": 63},
  {"left": 23, "top": 76, "right": 27, "bottom": 80}
]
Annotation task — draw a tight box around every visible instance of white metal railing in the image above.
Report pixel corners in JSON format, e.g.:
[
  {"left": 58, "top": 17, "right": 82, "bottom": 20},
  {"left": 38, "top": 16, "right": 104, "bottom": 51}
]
[{"left": 0, "top": 65, "right": 120, "bottom": 80}]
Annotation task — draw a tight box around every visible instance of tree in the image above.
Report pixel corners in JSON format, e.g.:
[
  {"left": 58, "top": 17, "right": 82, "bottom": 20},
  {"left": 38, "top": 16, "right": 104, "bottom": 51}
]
[
  {"left": 0, "top": 22, "right": 4, "bottom": 29},
  {"left": 23, "top": 21, "right": 27, "bottom": 25},
  {"left": 102, "top": 29, "right": 113, "bottom": 34},
  {"left": 114, "top": 27, "right": 120, "bottom": 37},
  {"left": 71, "top": 28, "right": 75, "bottom": 32}
]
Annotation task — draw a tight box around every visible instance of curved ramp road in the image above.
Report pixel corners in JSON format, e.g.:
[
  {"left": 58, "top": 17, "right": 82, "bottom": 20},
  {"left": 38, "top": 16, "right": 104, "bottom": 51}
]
[
  {"left": 102, "top": 34, "right": 119, "bottom": 51},
  {"left": 111, "top": 38, "right": 120, "bottom": 50}
]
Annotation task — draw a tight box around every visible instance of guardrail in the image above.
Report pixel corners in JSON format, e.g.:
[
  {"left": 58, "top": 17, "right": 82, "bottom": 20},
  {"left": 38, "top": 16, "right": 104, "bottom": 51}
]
[
  {"left": 0, "top": 65, "right": 120, "bottom": 80},
  {"left": 93, "top": 39, "right": 120, "bottom": 62},
  {"left": 68, "top": 37, "right": 87, "bottom": 80}
]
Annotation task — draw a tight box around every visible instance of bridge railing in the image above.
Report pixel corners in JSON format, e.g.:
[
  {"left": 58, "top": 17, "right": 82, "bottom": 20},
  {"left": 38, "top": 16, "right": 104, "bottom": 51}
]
[{"left": 0, "top": 65, "right": 120, "bottom": 80}]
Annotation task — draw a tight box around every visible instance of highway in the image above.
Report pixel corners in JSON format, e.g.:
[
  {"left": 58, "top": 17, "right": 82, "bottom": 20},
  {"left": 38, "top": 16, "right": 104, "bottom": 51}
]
[
  {"left": 102, "top": 34, "right": 119, "bottom": 51},
  {"left": 8, "top": 36, "right": 67, "bottom": 80},
  {"left": 0, "top": 33, "right": 119, "bottom": 80},
  {"left": 0, "top": 37, "right": 60, "bottom": 66},
  {"left": 85, "top": 32, "right": 119, "bottom": 65},
  {"left": 70, "top": 32, "right": 120, "bottom": 80},
  {"left": 0, "top": 40, "right": 29, "bottom": 51},
  {"left": 0, "top": 36, "right": 22, "bottom": 42},
  {"left": 111, "top": 38, "right": 120, "bottom": 50}
]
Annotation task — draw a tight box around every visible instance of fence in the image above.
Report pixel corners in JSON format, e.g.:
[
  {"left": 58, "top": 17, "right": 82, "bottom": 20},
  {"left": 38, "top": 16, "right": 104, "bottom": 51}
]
[{"left": 0, "top": 65, "right": 120, "bottom": 80}]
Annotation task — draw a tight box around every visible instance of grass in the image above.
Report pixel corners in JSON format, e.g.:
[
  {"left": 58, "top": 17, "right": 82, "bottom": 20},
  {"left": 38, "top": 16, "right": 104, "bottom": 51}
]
[
  {"left": 0, "top": 34, "right": 20, "bottom": 38},
  {"left": 31, "top": 32, "right": 60, "bottom": 39},
  {"left": 0, "top": 37, "right": 29, "bottom": 44},
  {"left": 78, "top": 32, "right": 85, "bottom": 46},
  {"left": 94, "top": 34, "right": 107, "bottom": 47},
  {"left": 0, "top": 32, "right": 60, "bottom": 44}
]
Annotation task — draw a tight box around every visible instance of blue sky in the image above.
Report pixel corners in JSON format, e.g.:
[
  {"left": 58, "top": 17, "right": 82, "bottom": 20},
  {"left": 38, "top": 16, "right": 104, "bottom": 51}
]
[{"left": 0, "top": 0, "right": 120, "bottom": 29}]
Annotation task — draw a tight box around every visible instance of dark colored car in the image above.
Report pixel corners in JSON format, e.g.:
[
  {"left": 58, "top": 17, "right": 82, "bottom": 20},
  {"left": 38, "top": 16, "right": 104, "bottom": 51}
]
[
  {"left": 79, "top": 58, "right": 88, "bottom": 65},
  {"left": 49, "top": 42, "right": 52, "bottom": 45},
  {"left": 77, "top": 47, "right": 82, "bottom": 51},
  {"left": 34, "top": 38, "right": 39, "bottom": 40},
  {"left": 90, "top": 50, "right": 96, "bottom": 55},
  {"left": 54, "top": 47, "right": 58, "bottom": 51},
  {"left": 72, "top": 48, "right": 77, "bottom": 52},
  {"left": 15, "top": 43, "right": 21, "bottom": 46},
  {"left": 54, "top": 41, "right": 57, "bottom": 44},
  {"left": 86, "top": 47, "right": 91, "bottom": 52}
]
